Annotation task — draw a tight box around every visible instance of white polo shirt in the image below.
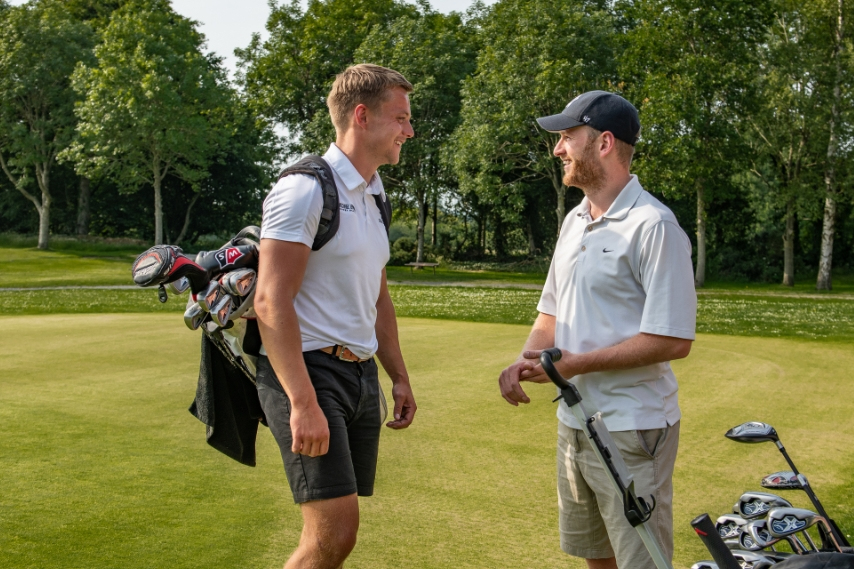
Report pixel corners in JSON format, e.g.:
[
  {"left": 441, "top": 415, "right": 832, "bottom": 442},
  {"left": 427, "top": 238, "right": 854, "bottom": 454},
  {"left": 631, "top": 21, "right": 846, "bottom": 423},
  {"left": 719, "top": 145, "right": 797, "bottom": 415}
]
[
  {"left": 260, "top": 143, "right": 390, "bottom": 359},
  {"left": 538, "top": 175, "right": 696, "bottom": 431}
]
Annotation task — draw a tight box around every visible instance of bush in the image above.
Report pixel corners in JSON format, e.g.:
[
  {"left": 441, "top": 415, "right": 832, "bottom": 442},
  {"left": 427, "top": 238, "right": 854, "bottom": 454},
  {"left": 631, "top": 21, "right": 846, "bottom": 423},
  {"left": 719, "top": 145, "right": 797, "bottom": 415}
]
[{"left": 389, "top": 236, "right": 416, "bottom": 266}]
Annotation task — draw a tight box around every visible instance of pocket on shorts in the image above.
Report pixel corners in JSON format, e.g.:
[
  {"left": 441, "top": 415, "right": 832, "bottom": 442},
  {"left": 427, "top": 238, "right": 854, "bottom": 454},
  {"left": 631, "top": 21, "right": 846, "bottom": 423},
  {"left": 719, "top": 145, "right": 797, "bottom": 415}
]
[
  {"left": 377, "top": 381, "right": 388, "bottom": 425},
  {"left": 636, "top": 425, "right": 668, "bottom": 459}
]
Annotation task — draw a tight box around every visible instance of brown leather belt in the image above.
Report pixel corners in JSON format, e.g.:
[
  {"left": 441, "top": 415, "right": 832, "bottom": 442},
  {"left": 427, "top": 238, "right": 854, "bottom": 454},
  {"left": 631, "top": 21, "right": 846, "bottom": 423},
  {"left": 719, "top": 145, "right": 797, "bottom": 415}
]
[{"left": 319, "top": 345, "right": 371, "bottom": 363}]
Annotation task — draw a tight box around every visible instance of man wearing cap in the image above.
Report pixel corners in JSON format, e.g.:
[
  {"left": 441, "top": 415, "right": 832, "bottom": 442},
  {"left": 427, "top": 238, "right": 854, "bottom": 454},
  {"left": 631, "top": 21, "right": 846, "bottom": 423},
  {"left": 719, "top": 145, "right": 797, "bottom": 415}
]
[{"left": 498, "top": 91, "right": 697, "bottom": 569}]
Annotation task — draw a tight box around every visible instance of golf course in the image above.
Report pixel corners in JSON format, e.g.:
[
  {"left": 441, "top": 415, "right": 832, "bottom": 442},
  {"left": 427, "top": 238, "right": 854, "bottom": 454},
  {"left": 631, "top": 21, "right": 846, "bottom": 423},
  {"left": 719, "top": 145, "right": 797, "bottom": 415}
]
[{"left": 1, "top": 242, "right": 853, "bottom": 569}]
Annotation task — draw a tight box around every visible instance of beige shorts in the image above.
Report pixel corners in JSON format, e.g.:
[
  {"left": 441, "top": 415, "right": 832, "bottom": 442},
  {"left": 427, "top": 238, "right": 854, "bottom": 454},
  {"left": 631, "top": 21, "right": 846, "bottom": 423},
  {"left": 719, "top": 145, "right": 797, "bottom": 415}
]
[{"left": 557, "top": 420, "right": 680, "bottom": 568}]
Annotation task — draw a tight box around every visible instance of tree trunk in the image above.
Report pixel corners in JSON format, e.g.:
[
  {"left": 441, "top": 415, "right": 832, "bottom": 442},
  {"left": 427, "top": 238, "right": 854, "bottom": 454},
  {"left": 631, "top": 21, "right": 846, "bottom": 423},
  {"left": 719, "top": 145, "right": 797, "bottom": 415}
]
[
  {"left": 174, "top": 193, "right": 200, "bottom": 246},
  {"left": 76, "top": 176, "right": 91, "bottom": 236},
  {"left": 154, "top": 175, "right": 164, "bottom": 245},
  {"left": 817, "top": 0, "right": 844, "bottom": 291},
  {"left": 694, "top": 182, "right": 706, "bottom": 288},
  {"left": 37, "top": 194, "right": 50, "bottom": 250},
  {"left": 415, "top": 190, "right": 426, "bottom": 263},
  {"left": 782, "top": 198, "right": 795, "bottom": 287},
  {"left": 431, "top": 192, "right": 438, "bottom": 247},
  {"left": 526, "top": 218, "right": 536, "bottom": 256}
]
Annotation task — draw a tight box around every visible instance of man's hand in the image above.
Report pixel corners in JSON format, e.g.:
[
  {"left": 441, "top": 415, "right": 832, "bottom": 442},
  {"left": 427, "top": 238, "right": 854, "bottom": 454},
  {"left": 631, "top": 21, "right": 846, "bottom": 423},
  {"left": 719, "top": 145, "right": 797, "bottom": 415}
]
[
  {"left": 289, "top": 401, "right": 330, "bottom": 457},
  {"left": 386, "top": 381, "right": 416, "bottom": 429},
  {"left": 498, "top": 358, "right": 538, "bottom": 406},
  {"left": 519, "top": 348, "right": 577, "bottom": 383}
]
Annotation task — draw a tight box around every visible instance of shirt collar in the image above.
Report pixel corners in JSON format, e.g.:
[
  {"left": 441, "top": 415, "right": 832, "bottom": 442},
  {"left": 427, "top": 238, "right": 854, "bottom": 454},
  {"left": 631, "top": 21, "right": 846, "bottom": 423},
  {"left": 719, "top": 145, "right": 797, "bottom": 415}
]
[
  {"left": 578, "top": 175, "right": 643, "bottom": 222},
  {"left": 323, "top": 143, "right": 383, "bottom": 196}
]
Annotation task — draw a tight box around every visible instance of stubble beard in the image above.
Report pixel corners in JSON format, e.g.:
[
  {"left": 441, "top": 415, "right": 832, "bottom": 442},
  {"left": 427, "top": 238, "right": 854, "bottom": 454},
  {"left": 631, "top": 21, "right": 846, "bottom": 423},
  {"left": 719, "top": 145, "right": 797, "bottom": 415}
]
[{"left": 563, "top": 137, "right": 606, "bottom": 196}]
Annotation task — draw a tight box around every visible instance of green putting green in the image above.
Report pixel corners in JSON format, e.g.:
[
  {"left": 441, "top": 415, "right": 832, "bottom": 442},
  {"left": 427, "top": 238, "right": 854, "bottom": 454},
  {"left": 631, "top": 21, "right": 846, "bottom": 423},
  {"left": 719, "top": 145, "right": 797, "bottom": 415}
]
[{"left": 0, "top": 315, "right": 852, "bottom": 568}]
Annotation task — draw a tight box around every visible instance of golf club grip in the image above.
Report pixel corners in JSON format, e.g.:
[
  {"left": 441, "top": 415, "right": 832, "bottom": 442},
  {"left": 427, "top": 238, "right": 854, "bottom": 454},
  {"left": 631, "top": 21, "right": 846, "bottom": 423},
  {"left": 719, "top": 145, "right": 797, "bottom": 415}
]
[
  {"left": 691, "top": 514, "right": 740, "bottom": 569},
  {"left": 539, "top": 349, "right": 569, "bottom": 389}
]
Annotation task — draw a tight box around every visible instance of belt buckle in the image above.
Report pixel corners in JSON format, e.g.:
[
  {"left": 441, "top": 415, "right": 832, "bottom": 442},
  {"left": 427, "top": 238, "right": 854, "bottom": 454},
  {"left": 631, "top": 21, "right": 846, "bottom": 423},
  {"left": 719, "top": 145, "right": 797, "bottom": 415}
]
[{"left": 334, "top": 345, "right": 354, "bottom": 362}]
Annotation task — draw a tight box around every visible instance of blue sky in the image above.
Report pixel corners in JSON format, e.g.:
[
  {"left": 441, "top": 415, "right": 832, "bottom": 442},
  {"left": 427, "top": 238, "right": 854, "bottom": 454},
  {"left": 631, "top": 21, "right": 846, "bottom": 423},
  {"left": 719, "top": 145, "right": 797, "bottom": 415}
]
[{"left": 9, "top": 0, "right": 492, "bottom": 78}]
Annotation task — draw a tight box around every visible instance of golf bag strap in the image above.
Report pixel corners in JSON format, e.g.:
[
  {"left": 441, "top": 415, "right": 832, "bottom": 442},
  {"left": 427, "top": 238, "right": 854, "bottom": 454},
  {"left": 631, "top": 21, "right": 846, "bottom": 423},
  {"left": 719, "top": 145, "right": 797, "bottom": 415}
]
[
  {"left": 277, "top": 155, "right": 340, "bottom": 251},
  {"left": 372, "top": 192, "right": 392, "bottom": 237}
]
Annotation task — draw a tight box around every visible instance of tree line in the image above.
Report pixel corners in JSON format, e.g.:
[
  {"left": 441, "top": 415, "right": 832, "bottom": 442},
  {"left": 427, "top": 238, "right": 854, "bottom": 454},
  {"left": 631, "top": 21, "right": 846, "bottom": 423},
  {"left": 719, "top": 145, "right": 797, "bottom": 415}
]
[{"left": 1, "top": 0, "right": 852, "bottom": 289}]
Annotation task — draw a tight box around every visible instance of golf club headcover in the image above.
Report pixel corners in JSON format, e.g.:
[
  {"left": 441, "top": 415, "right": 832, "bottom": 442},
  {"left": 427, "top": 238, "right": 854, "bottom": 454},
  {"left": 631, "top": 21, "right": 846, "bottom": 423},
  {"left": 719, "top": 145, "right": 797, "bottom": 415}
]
[
  {"left": 771, "top": 552, "right": 854, "bottom": 568},
  {"left": 132, "top": 245, "right": 183, "bottom": 287},
  {"left": 691, "top": 514, "right": 741, "bottom": 569}
]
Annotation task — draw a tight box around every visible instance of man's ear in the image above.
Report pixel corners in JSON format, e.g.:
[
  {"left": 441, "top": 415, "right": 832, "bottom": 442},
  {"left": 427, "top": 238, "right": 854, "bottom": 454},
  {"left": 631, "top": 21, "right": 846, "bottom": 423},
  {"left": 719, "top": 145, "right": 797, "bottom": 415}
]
[
  {"left": 353, "top": 104, "right": 369, "bottom": 130},
  {"left": 600, "top": 131, "right": 616, "bottom": 158}
]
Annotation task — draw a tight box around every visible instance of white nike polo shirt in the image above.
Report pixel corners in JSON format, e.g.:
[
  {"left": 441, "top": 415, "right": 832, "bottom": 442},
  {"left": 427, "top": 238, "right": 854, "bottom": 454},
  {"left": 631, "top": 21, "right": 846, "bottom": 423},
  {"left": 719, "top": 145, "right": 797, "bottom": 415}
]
[
  {"left": 537, "top": 175, "right": 697, "bottom": 431},
  {"left": 260, "top": 143, "right": 390, "bottom": 359}
]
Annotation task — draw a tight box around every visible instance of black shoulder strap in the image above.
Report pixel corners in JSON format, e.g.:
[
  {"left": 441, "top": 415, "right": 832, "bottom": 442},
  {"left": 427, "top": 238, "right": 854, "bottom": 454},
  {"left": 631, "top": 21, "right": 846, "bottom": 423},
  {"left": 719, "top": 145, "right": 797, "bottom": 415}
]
[
  {"left": 373, "top": 193, "right": 392, "bottom": 236},
  {"left": 277, "top": 155, "right": 339, "bottom": 251}
]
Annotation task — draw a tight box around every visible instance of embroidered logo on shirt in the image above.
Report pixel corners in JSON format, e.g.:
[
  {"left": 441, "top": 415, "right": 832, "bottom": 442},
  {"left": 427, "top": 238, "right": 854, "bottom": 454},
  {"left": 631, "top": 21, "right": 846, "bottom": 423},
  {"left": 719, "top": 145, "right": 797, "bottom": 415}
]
[
  {"left": 603, "top": 248, "right": 614, "bottom": 253},
  {"left": 339, "top": 203, "right": 355, "bottom": 212}
]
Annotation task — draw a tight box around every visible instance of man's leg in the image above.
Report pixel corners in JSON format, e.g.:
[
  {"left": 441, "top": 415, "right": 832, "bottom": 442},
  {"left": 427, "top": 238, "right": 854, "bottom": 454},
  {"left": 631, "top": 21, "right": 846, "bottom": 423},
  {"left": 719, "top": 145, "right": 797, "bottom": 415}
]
[{"left": 286, "top": 494, "right": 359, "bottom": 569}]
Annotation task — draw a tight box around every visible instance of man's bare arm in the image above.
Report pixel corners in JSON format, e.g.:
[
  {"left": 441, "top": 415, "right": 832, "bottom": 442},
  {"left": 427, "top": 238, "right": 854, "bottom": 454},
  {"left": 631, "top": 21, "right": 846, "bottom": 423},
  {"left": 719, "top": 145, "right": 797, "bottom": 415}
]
[
  {"left": 374, "top": 269, "right": 416, "bottom": 429},
  {"left": 520, "top": 332, "right": 692, "bottom": 384},
  {"left": 254, "top": 239, "right": 329, "bottom": 457},
  {"left": 498, "top": 313, "right": 557, "bottom": 406}
]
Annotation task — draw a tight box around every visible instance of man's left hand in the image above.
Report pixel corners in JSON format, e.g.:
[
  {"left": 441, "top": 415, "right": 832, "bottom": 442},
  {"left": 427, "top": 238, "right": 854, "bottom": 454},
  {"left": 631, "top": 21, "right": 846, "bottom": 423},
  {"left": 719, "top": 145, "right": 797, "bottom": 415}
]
[
  {"left": 386, "top": 381, "right": 416, "bottom": 429},
  {"left": 519, "top": 349, "right": 578, "bottom": 383}
]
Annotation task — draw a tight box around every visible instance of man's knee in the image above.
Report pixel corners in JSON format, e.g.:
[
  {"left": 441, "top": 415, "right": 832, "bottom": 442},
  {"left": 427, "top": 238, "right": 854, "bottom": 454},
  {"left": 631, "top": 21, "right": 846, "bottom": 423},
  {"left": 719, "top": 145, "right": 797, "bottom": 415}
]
[{"left": 300, "top": 494, "right": 360, "bottom": 563}]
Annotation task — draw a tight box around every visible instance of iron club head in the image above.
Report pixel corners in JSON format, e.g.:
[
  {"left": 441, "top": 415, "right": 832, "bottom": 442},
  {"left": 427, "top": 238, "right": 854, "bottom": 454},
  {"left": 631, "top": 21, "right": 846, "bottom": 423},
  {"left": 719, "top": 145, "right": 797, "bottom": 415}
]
[
  {"left": 164, "top": 276, "right": 190, "bottom": 295},
  {"left": 183, "top": 301, "right": 207, "bottom": 330},
  {"left": 740, "top": 519, "right": 780, "bottom": 551},
  {"left": 725, "top": 422, "right": 779, "bottom": 444},
  {"left": 221, "top": 268, "right": 256, "bottom": 297},
  {"left": 730, "top": 550, "right": 776, "bottom": 569},
  {"left": 716, "top": 514, "right": 748, "bottom": 539},
  {"left": 210, "top": 294, "right": 235, "bottom": 328},
  {"left": 691, "top": 563, "right": 719, "bottom": 569},
  {"left": 197, "top": 281, "right": 223, "bottom": 312},
  {"left": 736, "top": 491, "right": 792, "bottom": 520}
]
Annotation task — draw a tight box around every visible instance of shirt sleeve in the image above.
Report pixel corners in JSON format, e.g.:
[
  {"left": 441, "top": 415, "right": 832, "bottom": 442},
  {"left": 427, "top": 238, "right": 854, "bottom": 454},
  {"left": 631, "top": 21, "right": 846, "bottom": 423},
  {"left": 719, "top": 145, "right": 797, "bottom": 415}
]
[
  {"left": 537, "top": 254, "right": 558, "bottom": 316},
  {"left": 638, "top": 220, "right": 697, "bottom": 340},
  {"left": 260, "top": 173, "right": 324, "bottom": 247}
]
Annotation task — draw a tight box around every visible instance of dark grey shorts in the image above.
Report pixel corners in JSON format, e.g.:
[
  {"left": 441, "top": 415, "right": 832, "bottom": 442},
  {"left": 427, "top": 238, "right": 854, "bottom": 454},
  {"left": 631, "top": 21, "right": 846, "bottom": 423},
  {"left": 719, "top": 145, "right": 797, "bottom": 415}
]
[{"left": 256, "top": 351, "right": 386, "bottom": 504}]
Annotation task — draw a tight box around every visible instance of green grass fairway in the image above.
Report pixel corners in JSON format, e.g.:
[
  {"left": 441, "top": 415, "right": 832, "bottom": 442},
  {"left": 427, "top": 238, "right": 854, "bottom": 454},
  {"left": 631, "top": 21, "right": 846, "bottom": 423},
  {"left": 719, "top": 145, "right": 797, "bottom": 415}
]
[
  {"left": 0, "top": 246, "right": 138, "bottom": 288},
  {"left": 1, "top": 315, "right": 852, "bottom": 568}
]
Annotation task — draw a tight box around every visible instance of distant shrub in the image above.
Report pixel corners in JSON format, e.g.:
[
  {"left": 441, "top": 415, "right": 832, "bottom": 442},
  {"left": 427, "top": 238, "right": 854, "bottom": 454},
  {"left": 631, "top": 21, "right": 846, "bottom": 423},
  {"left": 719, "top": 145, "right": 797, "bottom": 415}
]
[{"left": 389, "top": 236, "right": 416, "bottom": 265}]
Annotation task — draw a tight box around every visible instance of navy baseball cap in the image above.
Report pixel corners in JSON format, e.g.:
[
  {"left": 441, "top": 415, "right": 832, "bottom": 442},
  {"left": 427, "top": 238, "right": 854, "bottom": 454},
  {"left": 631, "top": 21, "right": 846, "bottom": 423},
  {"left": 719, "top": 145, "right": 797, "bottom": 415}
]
[{"left": 536, "top": 91, "right": 640, "bottom": 146}]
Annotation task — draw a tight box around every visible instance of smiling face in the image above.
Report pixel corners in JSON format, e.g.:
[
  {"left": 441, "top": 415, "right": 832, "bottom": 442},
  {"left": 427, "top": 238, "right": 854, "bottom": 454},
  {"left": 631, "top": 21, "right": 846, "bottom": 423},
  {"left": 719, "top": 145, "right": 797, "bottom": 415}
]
[
  {"left": 364, "top": 86, "right": 414, "bottom": 167},
  {"left": 553, "top": 126, "right": 606, "bottom": 193}
]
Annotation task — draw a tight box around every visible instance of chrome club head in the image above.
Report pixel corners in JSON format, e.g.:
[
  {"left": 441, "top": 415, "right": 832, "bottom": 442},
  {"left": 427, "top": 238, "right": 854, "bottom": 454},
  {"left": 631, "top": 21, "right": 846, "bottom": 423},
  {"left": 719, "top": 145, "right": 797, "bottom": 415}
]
[
  {"left": 197, "top": 281, "right": 222, "bottom": 312},
  {"left": 740, "top": 519, "right": 779, "bottom": 551},
  {"left": 164, "top": 276, "right": 190, "bottom": 295},
  {"left": 761, "top": 471, "right": 804, "bottom": 491},
  {"left": 725, "top": 422, "right": 779, "bottom": 444},
  {"left": 716, "top": 514, "right": 748, "bottom": 539},
  {"left": 767, "top": 507, "right": 816, "bottom": 537},
  {"left": 736, "top": 491, "right": 792, "bottom": 519},
  {"left": 691, "top": 563, "right": 718, "bottom": 569},
  {"left": 183, "top": 302, "right": 207, "bottom": 330},
  {"left": 210, "top": 294, "right": 234, "bottom": 328},
  {"left": 221, "top": 268, "right": 256, "bottom": 297},
  {"left": 730, "top": 550, "right": 776, "bottom": 569}
]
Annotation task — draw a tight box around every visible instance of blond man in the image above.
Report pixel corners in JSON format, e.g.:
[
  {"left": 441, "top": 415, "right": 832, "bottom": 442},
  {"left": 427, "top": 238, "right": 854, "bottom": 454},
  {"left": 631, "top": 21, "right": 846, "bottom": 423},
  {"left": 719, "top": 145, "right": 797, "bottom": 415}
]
[{"left": 254, "top": 64, "right": 417, "bottom": 569}]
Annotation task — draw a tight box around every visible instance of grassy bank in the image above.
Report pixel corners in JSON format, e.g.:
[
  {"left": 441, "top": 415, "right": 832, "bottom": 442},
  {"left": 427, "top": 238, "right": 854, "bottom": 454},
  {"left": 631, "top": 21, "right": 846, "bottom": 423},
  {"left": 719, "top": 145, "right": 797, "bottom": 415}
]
[{"left": 0, "top": 315, "right": 851, "bottom": 569}]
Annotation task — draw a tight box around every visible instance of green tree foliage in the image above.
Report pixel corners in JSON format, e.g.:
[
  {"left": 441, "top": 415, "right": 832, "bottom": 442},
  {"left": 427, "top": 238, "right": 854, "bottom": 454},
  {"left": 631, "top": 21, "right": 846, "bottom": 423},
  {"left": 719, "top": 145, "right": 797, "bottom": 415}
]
[
  {"left": 237, "top": 0, "right": 417, "bottom": 156},
  {"left": 619, "top": 0, "right": 773, "bottom": 286},
  {"left": 66, "top": 0, "right": 232, "bottom": 245},
  {"left": 351, "top": 6, "right": 477, "bottom": 262},
  {"left": 0, "top": 0, "right": 95, "bottom": 249},
  {"left": 450, "top": 0, "right": 617, "bottom": 256}
]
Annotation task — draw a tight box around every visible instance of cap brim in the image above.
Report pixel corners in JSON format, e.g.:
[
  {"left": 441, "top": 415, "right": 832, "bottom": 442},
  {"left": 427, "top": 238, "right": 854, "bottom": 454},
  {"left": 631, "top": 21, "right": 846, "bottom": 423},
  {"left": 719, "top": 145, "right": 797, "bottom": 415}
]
[{"left": 536, "top": 113, "right": 585, "bottom": 133}]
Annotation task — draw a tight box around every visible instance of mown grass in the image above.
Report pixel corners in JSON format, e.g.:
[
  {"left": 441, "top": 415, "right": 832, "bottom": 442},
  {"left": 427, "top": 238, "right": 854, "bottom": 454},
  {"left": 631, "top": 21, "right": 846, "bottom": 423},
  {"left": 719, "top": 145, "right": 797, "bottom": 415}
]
[
  {"left": 1, "top": 315, "right": 852, "bottom": 569},
  {"left": 3, "top": 285, "right": 854, "bottom": 342}
]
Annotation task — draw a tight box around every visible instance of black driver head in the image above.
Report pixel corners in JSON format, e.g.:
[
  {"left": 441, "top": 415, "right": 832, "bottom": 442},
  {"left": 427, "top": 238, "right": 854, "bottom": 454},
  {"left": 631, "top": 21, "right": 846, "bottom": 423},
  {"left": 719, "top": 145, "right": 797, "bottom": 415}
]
[{"left": 725, "top": 422, "right": 779, "bottom": 444}]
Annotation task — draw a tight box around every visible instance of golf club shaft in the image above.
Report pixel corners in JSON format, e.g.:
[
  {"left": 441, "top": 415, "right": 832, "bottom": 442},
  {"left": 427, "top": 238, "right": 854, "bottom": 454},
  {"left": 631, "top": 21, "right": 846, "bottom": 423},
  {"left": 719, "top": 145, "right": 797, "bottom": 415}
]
[{"left": 776, "top": 442, "right": 850, "bottom": 547}]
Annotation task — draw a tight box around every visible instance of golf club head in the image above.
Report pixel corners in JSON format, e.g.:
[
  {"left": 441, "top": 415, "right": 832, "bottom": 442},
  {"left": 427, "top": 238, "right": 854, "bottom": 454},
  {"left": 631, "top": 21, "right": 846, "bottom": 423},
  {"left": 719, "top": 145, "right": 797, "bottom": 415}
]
[
  {"left": 729, "top": 550, "right": 776, "bottom": 569},
  {"left": 221, "top": 268, "right": 256, "bottom": 297},
  {"left": 761, "top": 471, "right": 805, "bottom": 491},
  {"left": 691, "top": 563, "right": 719, "bottom": 569},
  {"left": 717, "top": 514, "right": 748, "bottom": 539},
  {"left": 132, "top": 245, "right": 183, "bottom": 286},
  {"left": 183, "top": 302, "right": 207, "bottom": 330},
  {"left": 740, "top": 519, "right": 780, "bottom": 551},
  {"left": 197, "top": 281, "right": 223, "bottom": 312},
  {"left": 164, "top": 276, "right": 190, "bottom": 295},
  {"left": 768, "top": 508, "right": 843, "bottom": 552},
  {"left": 725, "top": 422, "right": 779, "bottom": 444},
  {"left": 210, "top": 294, "right": 235, "bottom": 328},
  {"left": 736, "top": 491, "right": 792, "bottom": 519}
]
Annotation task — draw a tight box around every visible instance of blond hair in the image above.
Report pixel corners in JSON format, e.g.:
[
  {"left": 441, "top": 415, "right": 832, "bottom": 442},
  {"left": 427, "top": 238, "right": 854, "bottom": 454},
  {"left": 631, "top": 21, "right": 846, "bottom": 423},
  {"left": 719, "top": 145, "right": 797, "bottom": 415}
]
[
  {"left": 327, "top": 64, "right": 413, "bottom": 131},
  {"left": 586, "top": 126, "right": 635, "bottom": 167}
]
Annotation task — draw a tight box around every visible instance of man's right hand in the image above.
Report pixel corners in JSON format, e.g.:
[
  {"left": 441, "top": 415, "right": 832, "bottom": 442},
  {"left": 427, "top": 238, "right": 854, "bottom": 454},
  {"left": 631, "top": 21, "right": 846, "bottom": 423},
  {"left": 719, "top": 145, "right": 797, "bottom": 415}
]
[
  {"left": 498, "top": 360, "right": 536, "bottom": 406},
  {"left": 289, "top": 401, "right": 330, "bottom": 457}
]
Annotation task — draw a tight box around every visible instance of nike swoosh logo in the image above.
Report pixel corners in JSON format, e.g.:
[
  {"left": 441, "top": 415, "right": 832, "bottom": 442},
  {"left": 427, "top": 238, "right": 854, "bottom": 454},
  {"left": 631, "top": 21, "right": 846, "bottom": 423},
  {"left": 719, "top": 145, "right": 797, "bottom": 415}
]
[{"left": 603, "top": 248, "right": 614, "bottom": 253}]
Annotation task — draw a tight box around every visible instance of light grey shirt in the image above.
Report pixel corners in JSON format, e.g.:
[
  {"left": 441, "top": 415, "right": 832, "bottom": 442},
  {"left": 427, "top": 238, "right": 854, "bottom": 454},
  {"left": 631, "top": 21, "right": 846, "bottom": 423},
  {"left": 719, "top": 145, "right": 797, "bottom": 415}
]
[
  {"left": 538, "top": 175, "right": 697, "bottom": 431},
  {"left": 260, "top": 143, "right": 390, "bottom": 359}
]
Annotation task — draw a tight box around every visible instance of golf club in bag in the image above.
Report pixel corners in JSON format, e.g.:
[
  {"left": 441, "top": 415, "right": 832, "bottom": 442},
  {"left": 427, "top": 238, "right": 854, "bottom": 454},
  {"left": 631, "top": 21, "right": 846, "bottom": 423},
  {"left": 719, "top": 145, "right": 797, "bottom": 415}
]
[
  {"left": 539, "top": 348, "right": 673, "bottom": 569},
  {"left": 131, "top": 226, "right": 262, "bottom": 382},
  {"left": 725, "top": 421, "right": 850, "bottom": 550}
]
